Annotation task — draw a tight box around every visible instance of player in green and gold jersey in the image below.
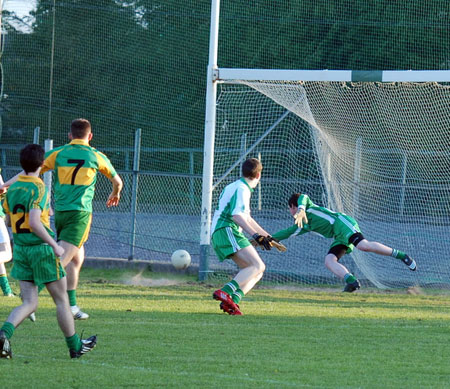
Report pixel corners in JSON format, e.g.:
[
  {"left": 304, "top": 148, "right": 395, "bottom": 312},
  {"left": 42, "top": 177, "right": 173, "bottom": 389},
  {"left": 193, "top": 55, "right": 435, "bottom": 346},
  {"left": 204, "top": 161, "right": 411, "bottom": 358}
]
[
  {"left": 272, "top": 193, "right": 417, "bottom": 292},
  {"left": 0, "top": 144, "right": 97, "bottom": 359},
  {"left": 41, "top": 119, "right": 123, "bottom": 319},
  {"left": 1, "top": 119, "right": 123, "bottom": 319}
]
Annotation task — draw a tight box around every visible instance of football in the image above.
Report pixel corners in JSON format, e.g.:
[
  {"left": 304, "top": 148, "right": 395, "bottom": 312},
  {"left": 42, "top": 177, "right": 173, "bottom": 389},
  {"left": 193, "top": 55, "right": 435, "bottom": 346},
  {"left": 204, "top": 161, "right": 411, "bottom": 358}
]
[{"left": 171, "top": 249, "right": 191, "bottom": 270}]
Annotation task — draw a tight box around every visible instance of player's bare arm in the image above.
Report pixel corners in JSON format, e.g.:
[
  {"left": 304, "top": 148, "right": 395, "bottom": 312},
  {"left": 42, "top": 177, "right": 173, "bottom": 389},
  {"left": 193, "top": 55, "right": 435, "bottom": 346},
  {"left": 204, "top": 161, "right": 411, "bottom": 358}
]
[
  {"left": 233, "top": 214, "right": 278, "bottom": 250},
  {"left": 232, "top": 214, "right": 265, "bottom": 237},
  {"left": 0, "top": 171, "right": 23, "bottom": 190},
  {"left": 246, "top": 217, "right": 287, "bottom": 252},
  {"left": 106, "top": 175, "right": 123, "bottom": 207},
  {"left": 0, "top": 182, "right": 5, "bottom": 194},
  {"left": 0, "top": 173, "right": 6, "bottom": 195},
  {"left": 247, "top": 216, "right": 272, "bottom": 236},
  {"left": 29, "top": 209, "right": 65, "bottom": 257}
]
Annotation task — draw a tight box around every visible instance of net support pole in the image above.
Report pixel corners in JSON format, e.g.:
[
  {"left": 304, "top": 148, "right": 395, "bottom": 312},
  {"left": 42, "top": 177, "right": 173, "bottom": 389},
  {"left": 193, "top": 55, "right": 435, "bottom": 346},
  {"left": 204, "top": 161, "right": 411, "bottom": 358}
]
[
  {"left": 257, "top": 152, "right": 262, "bottom": 211},
  {"left": 47, "top": 0, "right": 56, "bottom": 139},
  {"left": 128, "top": 128, "right": 141, "bottom": 261},
  {"left": 189, "top": 151, "right": 195, "bottom": 208},
  {"left": 399, "top": 153, "right": 407, "bottom": 216},
  {"left": 353, "top": 137, "right": 362, "bottom": 216},
  {"left": 43, "top": 139, "right": 53, "bottom": 190},
  {"left": 240, "top": 133, "right": 247, "bottom": 176},
  {"left": 33, "top": 127, "right": 40, "bottom": 144},
  {"left": 326, "top": 152, "right": 332, "bottom": 208},
  {"left": 0, "top": 0, "right": 3, "bottom": 143},
  {"left": 199, "top": 0, "right": 220, "bottom": 281}
]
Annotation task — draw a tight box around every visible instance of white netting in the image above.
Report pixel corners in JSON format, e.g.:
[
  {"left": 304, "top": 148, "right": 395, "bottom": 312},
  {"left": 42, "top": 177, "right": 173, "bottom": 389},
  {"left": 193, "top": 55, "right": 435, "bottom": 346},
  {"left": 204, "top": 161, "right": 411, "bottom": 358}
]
[{"left": 210, "top": 80, "right": 450, "bottom": 289}]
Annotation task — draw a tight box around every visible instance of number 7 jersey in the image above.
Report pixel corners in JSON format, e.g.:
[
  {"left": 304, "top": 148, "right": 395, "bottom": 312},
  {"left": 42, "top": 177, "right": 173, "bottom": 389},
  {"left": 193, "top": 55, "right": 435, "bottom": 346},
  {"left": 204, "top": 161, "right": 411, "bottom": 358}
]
[{"left": 41, "top": 139, "right": 117, "bottom": 213}]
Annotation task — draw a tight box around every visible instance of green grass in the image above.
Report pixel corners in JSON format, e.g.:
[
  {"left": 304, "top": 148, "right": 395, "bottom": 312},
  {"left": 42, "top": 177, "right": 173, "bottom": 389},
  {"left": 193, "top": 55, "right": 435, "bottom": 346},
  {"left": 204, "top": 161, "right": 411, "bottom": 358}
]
[{"left": 1, "top": 267, "right": 450, "bottom": 388}]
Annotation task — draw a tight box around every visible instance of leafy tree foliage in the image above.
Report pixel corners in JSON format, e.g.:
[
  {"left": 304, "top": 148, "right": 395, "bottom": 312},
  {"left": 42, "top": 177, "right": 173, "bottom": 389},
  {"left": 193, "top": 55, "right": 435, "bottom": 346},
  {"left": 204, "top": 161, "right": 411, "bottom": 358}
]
[{"left": 1, "top": 0, "right": 449, "bottom": 166}]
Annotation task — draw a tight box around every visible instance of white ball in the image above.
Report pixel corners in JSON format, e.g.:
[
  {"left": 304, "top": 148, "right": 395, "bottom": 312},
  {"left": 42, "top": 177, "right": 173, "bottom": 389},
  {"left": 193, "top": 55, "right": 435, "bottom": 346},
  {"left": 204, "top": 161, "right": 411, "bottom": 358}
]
[{"left": 171, "top": 249, "right": 191, "bottom": 270}]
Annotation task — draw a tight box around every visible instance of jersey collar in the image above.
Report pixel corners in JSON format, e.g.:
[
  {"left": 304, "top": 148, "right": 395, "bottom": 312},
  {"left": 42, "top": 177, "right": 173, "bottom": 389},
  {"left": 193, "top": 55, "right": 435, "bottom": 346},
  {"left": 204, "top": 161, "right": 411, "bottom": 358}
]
[
  {"left": 70, "top": 139, "right": 90, "bottom": 146},
  {"left": 18, "top": 175, "right": 44, "bottom": 184},
  {"left": 240, "top": 177, "right": 254, "bottom": 192}
]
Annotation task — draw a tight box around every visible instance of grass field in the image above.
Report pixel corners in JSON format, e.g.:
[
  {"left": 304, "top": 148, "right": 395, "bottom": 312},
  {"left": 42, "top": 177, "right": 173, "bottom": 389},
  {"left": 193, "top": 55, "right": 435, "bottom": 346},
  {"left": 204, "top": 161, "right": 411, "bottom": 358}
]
[{"left": 1, "top": 266, "right": 450, "bottom": 388}]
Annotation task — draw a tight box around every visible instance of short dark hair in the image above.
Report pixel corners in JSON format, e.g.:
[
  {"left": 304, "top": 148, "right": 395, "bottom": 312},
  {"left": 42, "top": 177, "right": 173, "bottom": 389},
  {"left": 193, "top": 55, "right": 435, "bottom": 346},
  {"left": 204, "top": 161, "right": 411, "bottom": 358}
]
[
  {"left": 20, "top": 144, "right": 45, "bottom": 173},
  {"left": 288, "top": 193, "right": 301, "bottom": 208},
  {"left": 70, "top": 118, "right": 91, "bottom": 139},
  {"left": 241, "top": 158, "right": 262, "bottom": 179}
]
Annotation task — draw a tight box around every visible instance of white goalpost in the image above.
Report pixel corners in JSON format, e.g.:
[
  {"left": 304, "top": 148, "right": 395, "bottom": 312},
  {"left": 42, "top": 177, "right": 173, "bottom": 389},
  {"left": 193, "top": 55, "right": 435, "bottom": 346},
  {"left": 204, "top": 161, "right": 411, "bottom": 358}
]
[{"left": 200, "top": 0, "right": 450, "bottom": 289}]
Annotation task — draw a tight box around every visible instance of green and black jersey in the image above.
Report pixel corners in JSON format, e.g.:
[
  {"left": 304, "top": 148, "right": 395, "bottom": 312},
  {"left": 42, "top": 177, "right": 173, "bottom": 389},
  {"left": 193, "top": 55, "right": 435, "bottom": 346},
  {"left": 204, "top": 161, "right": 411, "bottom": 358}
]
[{"left": 272, "top": 194, "right": 361, "bottom": 252}]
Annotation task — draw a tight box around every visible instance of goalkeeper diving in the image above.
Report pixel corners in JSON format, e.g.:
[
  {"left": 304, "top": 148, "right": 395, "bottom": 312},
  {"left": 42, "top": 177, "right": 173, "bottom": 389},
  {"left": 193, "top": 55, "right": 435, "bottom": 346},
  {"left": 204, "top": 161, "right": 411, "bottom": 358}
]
[{"left": 271, "top": 193, "right": 417, "bottom": 292}]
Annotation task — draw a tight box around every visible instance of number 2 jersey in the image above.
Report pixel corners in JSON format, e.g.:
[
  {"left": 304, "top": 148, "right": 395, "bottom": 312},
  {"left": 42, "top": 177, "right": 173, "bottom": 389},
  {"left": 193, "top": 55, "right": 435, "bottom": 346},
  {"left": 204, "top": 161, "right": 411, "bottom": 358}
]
[
  {"left": 3, "top": 175, "right": 54, "bottom": 245},
  {"left": 41, "top": 139, "right": 117, "bottom": 213}
]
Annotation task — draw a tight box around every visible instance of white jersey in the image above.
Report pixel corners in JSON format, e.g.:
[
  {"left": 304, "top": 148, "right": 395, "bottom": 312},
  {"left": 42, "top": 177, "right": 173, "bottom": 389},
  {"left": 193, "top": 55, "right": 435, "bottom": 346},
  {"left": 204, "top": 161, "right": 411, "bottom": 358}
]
[{"left": 211, "top": 178, "right": 253, "bottom": 235}]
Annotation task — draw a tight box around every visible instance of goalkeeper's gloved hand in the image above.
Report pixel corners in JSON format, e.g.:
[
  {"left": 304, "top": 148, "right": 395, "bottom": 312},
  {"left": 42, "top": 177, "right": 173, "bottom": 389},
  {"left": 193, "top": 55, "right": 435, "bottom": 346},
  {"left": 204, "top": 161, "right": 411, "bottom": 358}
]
[
  {"left": 252, "top": 233, "right": 272, "bottom": 250},
  {"left": 294, "top": 208, "right": 308, "bottom": 228},
  {"left": 269, "top": 236, "right": 287, "bottom": 252}
]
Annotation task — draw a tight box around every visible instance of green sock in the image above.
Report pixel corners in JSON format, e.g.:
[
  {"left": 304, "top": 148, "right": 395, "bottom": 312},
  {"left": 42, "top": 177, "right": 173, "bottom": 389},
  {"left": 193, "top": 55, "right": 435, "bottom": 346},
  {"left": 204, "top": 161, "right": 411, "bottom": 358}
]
[
  {"left": 221, "top": 280, "right": 239, "bottom": 297},
  {"left": 65, "top": 333, "right": 82, "bottom": 352},
  {"left": 0, "top": 274, "right": 12, "bottom": 296},
  {"left": 0, "top": 322, "right": 15, "bottom": 339},
  {"left": 391, "top": 249, "right": 406, "bottom": 260},
  {"left": 232, "top": 288, "right": 244, "bottom": 304},
  {"left": 67, "top": 290, "right": 77, "bottom": 307},
  {"left": 344, "top": 273, "right": 357, "bottom": 284}
]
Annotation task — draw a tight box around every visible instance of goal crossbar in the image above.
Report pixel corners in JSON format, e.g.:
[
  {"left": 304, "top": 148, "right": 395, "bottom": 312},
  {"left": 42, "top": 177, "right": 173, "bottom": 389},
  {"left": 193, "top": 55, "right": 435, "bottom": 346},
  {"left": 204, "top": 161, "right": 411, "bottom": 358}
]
[{"left": 217, "top": 68, "right": 450, "bottom": 83}]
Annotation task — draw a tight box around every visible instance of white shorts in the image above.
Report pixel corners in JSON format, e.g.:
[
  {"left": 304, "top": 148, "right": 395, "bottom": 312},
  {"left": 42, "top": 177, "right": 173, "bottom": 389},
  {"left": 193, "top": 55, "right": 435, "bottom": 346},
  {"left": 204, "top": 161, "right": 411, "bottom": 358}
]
[
  {"left": 0, "top": 218, "right": 12, "bottom": 262},
  {"left": 0, "top": 218, "right": 9, "bottom": 243}
]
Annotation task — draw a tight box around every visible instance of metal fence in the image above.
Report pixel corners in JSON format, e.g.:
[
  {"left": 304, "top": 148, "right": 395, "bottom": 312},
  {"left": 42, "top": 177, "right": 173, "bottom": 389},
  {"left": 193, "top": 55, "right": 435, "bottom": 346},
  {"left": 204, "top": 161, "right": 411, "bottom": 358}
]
[{"left": 2, "top": 129, "right": 450, "bottom": 268}]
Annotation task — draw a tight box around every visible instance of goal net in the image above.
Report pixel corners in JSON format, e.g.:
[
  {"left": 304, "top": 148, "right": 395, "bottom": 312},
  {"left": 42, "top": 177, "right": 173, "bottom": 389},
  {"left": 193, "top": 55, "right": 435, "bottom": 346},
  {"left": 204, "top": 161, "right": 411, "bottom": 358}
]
[{"left": 208, "top": 78, "right": 450, "bottom": 289}]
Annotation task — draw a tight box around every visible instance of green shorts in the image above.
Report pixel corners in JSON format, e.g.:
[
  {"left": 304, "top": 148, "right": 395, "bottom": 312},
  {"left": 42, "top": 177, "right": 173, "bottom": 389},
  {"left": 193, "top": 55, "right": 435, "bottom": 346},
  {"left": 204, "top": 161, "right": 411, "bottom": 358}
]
[
  {"left": 55, "top": 210, "right": 92, "bottom": 248},
  {"left": 211, "top": 227, "right": 251, "bottom": 262},
  {"left": 11, "top": 244, "right": 66, "bottom": 285},
  {"left": 330, "top": 214, "right": 361, "bottom": 254}
]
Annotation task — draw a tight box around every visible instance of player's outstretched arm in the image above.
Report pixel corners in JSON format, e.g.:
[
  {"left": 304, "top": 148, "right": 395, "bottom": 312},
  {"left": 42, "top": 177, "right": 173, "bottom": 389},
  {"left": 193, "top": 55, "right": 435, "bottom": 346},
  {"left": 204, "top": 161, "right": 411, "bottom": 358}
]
[
  {"left": 246, "top": 217, "right": 287, "bottom": 251},
  {"left": 247, "top": 216, "right": 271, "bottom": 237},
  {"left": 0, "top": 171, "right": 24, "bottom": 191},
  {"left": 272, "top": 227, "right": 294, "bottom": 241},
  {"left": 233, "top": 214, "right": 285, "bottom": 251},
  {"left": 232, "top": 214, "right": 260, "bottom": 237},
  {"left": 232, "top": 214, "right": 271, "bottom": 250},
  {"left": 249, "top": 235, "right": 287, "bottom": 252},
  {"left": 106, "top": 174, "right": 123, "bottom": 207}
]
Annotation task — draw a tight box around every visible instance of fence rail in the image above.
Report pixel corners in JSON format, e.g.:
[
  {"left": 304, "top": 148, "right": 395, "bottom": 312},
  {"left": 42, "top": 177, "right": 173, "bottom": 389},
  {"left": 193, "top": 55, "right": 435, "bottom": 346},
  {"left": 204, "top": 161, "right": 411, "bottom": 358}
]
[{"left": 1, "top": 138, "right": 450, "bottom": 260}]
